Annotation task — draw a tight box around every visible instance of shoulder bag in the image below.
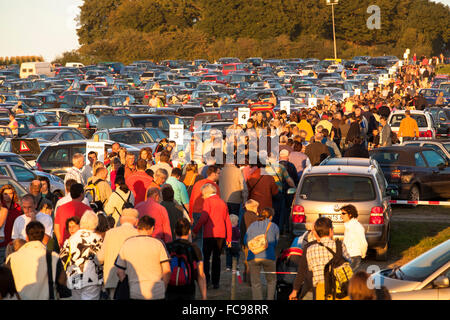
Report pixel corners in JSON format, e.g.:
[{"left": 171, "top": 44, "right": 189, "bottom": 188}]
[{"left": 247, "top": 222, "right": 272, "bottom": 255}]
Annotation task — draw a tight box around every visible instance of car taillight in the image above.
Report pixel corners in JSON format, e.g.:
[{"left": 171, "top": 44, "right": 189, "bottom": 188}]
[
  {"left": 59, "top": 95, "right": 64, "bottom": 99},
  {"left": 370, "top": 206, "right": 384, "bottom": 224},
  {"left": 86, "top": 119, "right": 90, "bottom": 129},
  {"left": 391, "top": 169, "right": 401, "bottom": 179},
  {"left": 422, "top": 130, "right": 432, "bottom": 137},
  {"left": 36, "top": 162, "right": 43, "bottom": 171},
  {"left": 292, "top": 205, "right": 305, "bottom": 223},
  {"left": 58, "top": 120, "right": 62, "bottom": 126}
]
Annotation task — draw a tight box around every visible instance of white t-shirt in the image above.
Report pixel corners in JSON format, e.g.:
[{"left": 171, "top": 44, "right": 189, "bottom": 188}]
[
  {"left": 343, "top": 218, "right": 368, "bottom": 259},
  {"left": 11, "top": 212, "right": 53, "bottom": 241}
]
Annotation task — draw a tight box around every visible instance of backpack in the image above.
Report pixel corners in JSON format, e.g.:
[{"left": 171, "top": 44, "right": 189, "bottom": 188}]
[
  {"left": 114, "top": 190, "right": 134, "bottom": 214},
  {"left": 166, "top": 240, "right": 198, "bottom": 287},
  {"left": 319, "top": 240, "right": 353, "bottom": 300},
  {"left": 85, "top": 179, "right": 105, "bottom": 212}
]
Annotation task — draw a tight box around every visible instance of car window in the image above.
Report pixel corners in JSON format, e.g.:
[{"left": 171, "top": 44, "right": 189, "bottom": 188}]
[
  {"left": 0, "top": 155, "right": 32, "bottom": 169},
  {"left": 87, "top": 114, "right": 98, "bottom": 125},
  {"left": 422, "top": 150, "right": 446, "bottom": 167},
  {"left": 71, "top": 146, "right": 86, "bottom": 157},
  {"left": 61, "top": 132, "right": 74, "bottom": 141},
  {"left": 423, "top": 144, "right": 446, "bottom": 159},
  {"left": 72, "top": 132, "right": 85, "bottom": 140},
  {"left": 110, "top": 131, "right": 155, "bottom": 144},
  {"left": 390, "top": 114, "right": 428, "bottom": 127},
  {"left": 371, "top": 151, "right": 400, "bottom": 165},
  {"left": 47, "top": 148, "right": 69, "bottom": 162},
  {"left": 300, "top": 175, "right": 376, "bottom": 202},
  {"left": 375, "top": 172, "right": 387, "bottom": 197},
  {"left": 10, "top": 165, "right": 36, "bottom": 182},
  {"left": 0, "top": 166, "right": 9, "bottom": 176},
  {"left": 414, "top": 152, "right": 427, "bottom": 167},
  {"left": 29, "top": 131, "right": 57, "bottom": 141}
]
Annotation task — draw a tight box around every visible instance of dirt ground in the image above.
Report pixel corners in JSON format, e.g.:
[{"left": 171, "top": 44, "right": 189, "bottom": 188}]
[{"left": 197, "top": 204, "right": 450, "bottom": 300}]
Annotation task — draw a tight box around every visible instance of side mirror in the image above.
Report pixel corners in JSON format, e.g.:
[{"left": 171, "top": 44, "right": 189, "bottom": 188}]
[
  {"left": 386, "top": 185, "right": 399, "bottom": 198},
  {"left": 433, "top": 275, "right": 449, "bottom": 288},
  {"left": 287, "top": 187, "right": 297, "bottom": 195}
]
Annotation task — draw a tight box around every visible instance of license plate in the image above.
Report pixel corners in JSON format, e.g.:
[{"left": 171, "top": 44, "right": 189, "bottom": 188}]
[
  {"left": 321, "top": 214, "right": 343, "bottom": 223},
  {"left": 68, "top": 124, "right": 79, "bottom": 128}
]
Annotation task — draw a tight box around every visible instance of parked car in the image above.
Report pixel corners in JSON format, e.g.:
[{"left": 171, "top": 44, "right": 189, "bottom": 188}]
[
  {"left": 59, "top": 112, "right": 98, "bottom": 138},
  {"left": 290, "top": 160, "right": 393, "bottom": 260},
  {"left": 35, "top": 140, "right": 140, "bottom": 179},
  {"left": 419, "top": 88, "right": 450, "bottom": 106},
  {"left": 401, "top": 139, "right": 450, "bottom": 161},
  {"left": 84, "top": 105, "right": 116, "bottom": 117},
  {"left": 387, "top": 110, "right": 436, "bottom": 140},
  {"left": 92, "top": 128, "right": 158, "bottom": 151},
  {"left": 370, "top": 146, "right": 450, "bottom": 201},
  {"left": 425, "top": 106, "right": 450, "bottom": 138},
  {"left": 25, "top": 128, "right": 86, "bottom": 142},
  {"left": 370, "top": 239, "right": 450, "bottom": 300},
  {"left": 0, "top": 175, "right": 29, "bottom": 198}
]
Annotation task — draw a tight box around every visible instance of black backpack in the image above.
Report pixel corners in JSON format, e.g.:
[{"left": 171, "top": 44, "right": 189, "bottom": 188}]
[
  {"left": 85, "top": 179, "right": 106, "bottom": 213},
  {"left": 114, "top": 190, "right": 134, "bottom": 214},
  {"left": 319, "top": 240, "right": 353, "bottom": 300},
  {"left": 166, "top": 240, "right": 198, "bottom": 287}
]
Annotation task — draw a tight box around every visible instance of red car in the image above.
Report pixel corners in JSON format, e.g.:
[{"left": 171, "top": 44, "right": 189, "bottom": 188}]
[{"left": 222, "top": 63, "right": 249, "bottom": 76}]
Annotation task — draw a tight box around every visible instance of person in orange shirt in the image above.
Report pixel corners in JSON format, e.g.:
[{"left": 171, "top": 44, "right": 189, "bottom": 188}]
[{"left": 398, "top": 110, "right": 419, "bottom": 141}]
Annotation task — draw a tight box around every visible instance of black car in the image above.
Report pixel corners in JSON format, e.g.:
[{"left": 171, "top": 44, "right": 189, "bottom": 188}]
[
  {"left": 425, "top": 107, "right": 450, "bottom": 138},
  {"left": 370, "top": 146, "right": 450, "bottom": 201},
  {"left": 59, "top": 113, "right": 97, "bottom": 138}
]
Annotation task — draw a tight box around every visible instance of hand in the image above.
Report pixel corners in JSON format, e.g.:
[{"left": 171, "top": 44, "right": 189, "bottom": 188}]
[
  {"left": 289, "top": 290, "right": 299, "bottom": 300},
  {"left": 226, "top": 241, "right": 232, "bottom": 248}
]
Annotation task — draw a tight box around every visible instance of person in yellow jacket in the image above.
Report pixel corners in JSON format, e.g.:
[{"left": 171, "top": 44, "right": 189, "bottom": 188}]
[
  {"left": 297, "top": 114, "right": 314, "bottom": 142},
  {"left": 398, "top": 110, "right": 419, "bottom": 141}
]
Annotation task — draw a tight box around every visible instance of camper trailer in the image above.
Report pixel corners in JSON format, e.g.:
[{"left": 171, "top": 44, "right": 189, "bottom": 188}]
[{"left": 20, "top": 62, "right": 55, "bottom": 79}]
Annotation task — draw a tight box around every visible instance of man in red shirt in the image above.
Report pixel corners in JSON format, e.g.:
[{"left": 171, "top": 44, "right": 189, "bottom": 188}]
[
  {"left": 193, "top": 183, "right": 231, "bottom": 289},
  {"left": 54, "top": 183, "right": 92, "bottom": 246},
  {"left": 126, "top": 159, "right": 153, "bottom": 205},
  {"left": 189, "top": 165, "right": 221, "bottom": 250},
  {"left": 135, "top": 187, "right": 172, "bottom": 243}
]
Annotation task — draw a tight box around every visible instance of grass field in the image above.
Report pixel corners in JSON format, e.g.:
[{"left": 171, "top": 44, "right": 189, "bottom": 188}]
[{"left": 389, "top": 221, "right": 450, "bottom": 266}]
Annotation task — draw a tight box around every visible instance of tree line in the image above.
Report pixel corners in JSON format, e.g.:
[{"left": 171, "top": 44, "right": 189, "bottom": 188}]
[
  {"left": 0, "top": 56, "right": 44, "bottom": 66},
  {"left": 59, "top": 0, "right": 450, "bottom": 64}
]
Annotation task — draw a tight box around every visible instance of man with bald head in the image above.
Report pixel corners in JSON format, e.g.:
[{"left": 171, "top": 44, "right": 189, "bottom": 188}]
[{"left": 135, "top": 187, "right": 172, "bottom": 243}]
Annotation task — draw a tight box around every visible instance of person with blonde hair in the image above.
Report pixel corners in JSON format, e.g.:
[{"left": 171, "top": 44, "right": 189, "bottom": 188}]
[
  {"left": 60, "top": 211, "right": 103, "bottom": 300},
  {"left": 348, "top": 271, "right": 391, "bottom": 300},
  {"left": 240, "top": 199, "right": 259, "bottom": 283}
]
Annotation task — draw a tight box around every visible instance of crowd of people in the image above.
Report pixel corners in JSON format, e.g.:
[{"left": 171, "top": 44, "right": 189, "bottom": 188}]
[{"left": 0, "top": 57, "right": 443, "bottom": 301}]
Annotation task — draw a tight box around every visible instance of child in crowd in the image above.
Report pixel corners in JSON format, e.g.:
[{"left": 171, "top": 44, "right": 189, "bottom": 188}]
[{"left": 226, "top": 214, "right": 241, "bottom": 271}]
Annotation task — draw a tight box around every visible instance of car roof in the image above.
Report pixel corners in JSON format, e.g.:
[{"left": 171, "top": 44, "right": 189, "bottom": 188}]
[
  {"left": 99, "top": 128, "right": 146, "bottom": 132},
  {"left": 403, "top": 139, "right": 450, "bottom": 144},
  {"left": 304, "top": 165, "right": 376, "bottom": 176},
  {"left": 370, "top": 146, "right": 435, "bottom": 153},
  {"left": 321, "top": 157, "right": 375, "bottom": 167}
]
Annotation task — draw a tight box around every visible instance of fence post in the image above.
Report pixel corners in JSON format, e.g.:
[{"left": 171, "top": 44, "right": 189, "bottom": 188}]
[{"left": 231, "top": 256, "right": 237, "bottom": 300}]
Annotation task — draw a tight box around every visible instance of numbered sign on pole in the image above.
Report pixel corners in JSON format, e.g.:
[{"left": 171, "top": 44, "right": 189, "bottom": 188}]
[
  {"left": 238, "top": 107, "right": 250, "bottom": 125},
  {"left": 354, "top": 88, "right": 361, "bottom": 96},
  {"left": 86, "top": 141, "right": 105, "bottom": 163},
  {"left": 280, "top": 101, "right": 291, "bottom": 115},
  {"left": 308, "top": 97, "right": 317, "bottom": 108},
  {"left": 368, "top": 82, "right": 374, "bottom": 91},
  {"left": 169, "top": 124, "right": 184, "bottom": 145},
  {"left": 398, "top": 60, "right": 403, "bottom": 67}
]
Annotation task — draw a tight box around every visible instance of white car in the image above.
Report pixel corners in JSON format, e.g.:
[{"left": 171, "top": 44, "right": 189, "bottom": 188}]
[
  {"left": 387, "top": 110, "right": 436, "bottom": 140},
  {"left": 370, "top": 239, "right": 450, "bottom": 300}
]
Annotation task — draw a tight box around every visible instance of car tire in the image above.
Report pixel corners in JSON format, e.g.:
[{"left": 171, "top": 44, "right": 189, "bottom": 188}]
[{"left": 408, "top": 185, "right": 420, "bottom": 207}]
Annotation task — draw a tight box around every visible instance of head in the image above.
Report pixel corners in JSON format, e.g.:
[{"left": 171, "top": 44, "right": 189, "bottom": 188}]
[
  {"left": 380, "top": 116, "right": 387, "bottom": 126},
  {"left": 139, "top": 148, "right": 149, "bottom": 161},
  {"left": 9, "top": 113, "right": 15, "bottom": 121},
  {"left": 120, "top": 208, "right": 139, "bottom": 226},
  {"left": 206, "top": 165, "right": 221, "bottom": 182},
  {"left": 137, "top": 215, "right": 155, "bottom": 236},
  {"left": 38, "top": 176, "right": 51, "bottom": 194},
  {"left": 280, "top": 149, "right": 290, "bottom": 161},
  {"left": 313, "top": 217, "right": 333, "bottom": 239},
  {"left": 22, "top": 194, "right": 36, "bottom": 218},
  {"left": 66, "top": 216, "right": 81, "bottom": 236},
  {"left": 38, "top": 201, "right": 53, "bottom": 216},
  {"left": 171, "top": 167, "right": 182, "bottom": 180},
  {"left": 72, "top": 153, "right": 85, "bottom": 170},
  {"left": 25, "top": 220, "right": 45, "bottom": 242},
  {"left": 87, "top": 151, "right": 98, "bottom": 166},
  {"left": 95, "top": 166, "right": 108, "bottom": 181},
  {"left": 348, "top": 271, "right": 377, "bottom": 300},
  {"left": 0, "top": 184, "right": 18, "bottom": 205},
  {"left": 125, "top": 153, "right": 135, "bottom": 167},
  {"left": 147, "top": 187, "right": 162, "bottom": 203},
  {"left": 112, "top": 157, "right": 122, "bottom": 171},
  {"left": 79, "top": 210, "right": 99, "bottom": 231},
  {"left": 136, "top": 158, "right": 147, "bottom": 171},
  {"left": 256, "top": 112, "right": 263, "bottom": 122},
  {"left": 112, "top": 143, "right": 120, "bottom": 154},
  {"left": 161, "top": 185, "right": 175, "bottom": 202},
  {"left": 159, "top": 150, "right": 171, "bottom": 164},
  {"left": 229, "top": 214, "right": 239, "bottom": 227},
  {"left": 174, "top": 217, "right": 191, "bottom": 239},
  {"left": 405, "top": 110, "right": 411, "bottom": 117},
  {"left": 64, "top": 178, "right": 77, "bottom": 194},
  {"left": 258, "top": 207, "right": 274, "bottom": 221},
  {"left": 185, "top": 162, "right": 198, "bottom": 174},
  {"left": 70, "top": 183, "right": 85, "bottom": 201},
  {"left": 244, "top": 199, "right": 259, "bottom": 213},
  {"left": 154, "top": 168, "right": 168, "bottom": 185},
  {"left": 29, "top": 179, "right": 41, "bottom": 196},
  {"left": 201, "top": 183, "right": 217, "bottom": 199},
  {"left": 340, "top": 204, "right": 358, "bottom": 223}
]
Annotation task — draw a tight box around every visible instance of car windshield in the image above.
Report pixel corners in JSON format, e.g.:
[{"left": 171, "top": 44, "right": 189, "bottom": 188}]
[
  {"left": 300, "top": 175, "right": 376, "bottom": 202},
  {"left": 390, "top": 114, "right": 428, "bottom": 127},
  {"left": 28, "top": 131, "right": 57, "bottom": 141},
  {"left": 399, "top": 240, "right": 450, "bottom": 282},
  {"left": 110, "top": 131, "right": 155, "bottom": 144},
  {"left": 0, "top": 155, "right": 33, "bottom": 169}
]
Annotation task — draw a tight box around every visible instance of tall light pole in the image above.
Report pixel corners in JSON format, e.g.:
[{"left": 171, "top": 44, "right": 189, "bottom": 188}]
[{"left": 326, "top": 0, "right": 339, "bottom": 60}]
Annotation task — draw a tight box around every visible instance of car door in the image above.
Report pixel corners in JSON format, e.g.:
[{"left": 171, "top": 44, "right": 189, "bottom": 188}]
[
  {"left": 412, "top": 151, "right": 435, "bottom": 199},
  {"left": 421, "top": 150, "right": 450, "bottom": 198}
]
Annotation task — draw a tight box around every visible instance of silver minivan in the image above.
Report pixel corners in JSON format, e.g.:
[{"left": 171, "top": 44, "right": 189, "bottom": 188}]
[{"left": 289, "top": 158, "right": 395, "bottom": 260}]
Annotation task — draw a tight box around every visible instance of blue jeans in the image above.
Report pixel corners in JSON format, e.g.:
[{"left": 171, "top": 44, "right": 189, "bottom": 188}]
[
  {"left": 192, "top": 212, "right": 203, "bottom": 251},
  {"left": 226, "top": 242, "right": 241, "bottom": 269}
]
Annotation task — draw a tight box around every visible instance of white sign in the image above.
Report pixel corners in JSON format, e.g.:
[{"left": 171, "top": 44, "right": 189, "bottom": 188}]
[
  {"left": 368, "top": 82, "right": 374, "bottom": 91},
  {"left": 343, "top": 92, "right": 350, "bottom": 100},
  {"left": 280, "top": 101, "right": 291, "bottom": 115},
  {"left": 398, "top": 60, "right": 403, "bottom": 67},
  {"left": 238, "top": 107, "right": 251, "bottom": 125},
  {"left": 169, "top": 124, "right": 184, "bottom": 145},
  {"left": 308, "top": 97, "right": 317, "bottom": 108},
  {"left": 403, "top": 53, "right": 408, "bottom": 59},
  {"left": 406, "top": 48, "right": 410, "bottom": 54},
  {"left": 86, "top": 141, "right": 106, "bottom": 163},
  {"left": 354, "top": 88, "right": 361, "bottom": 96}
]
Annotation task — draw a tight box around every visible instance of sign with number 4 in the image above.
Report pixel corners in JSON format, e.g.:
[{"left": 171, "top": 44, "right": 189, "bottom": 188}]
[{"left": 238, "top": 107, "right": 251, "bottom": 125}]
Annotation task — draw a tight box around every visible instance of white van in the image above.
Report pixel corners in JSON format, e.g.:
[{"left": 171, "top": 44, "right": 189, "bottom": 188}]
[
  {"left": 20, "top": 62, "right": 55, "bottom": 79},
  {"left": 65, "top": 62, "right": 85, "bottom": 68}
]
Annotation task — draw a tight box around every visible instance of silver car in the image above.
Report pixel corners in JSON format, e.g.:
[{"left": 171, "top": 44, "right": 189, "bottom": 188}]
[
  {"left": 370, "top": 239, "right": 450, "bottom": 300},
  {"left": 290, "top": 159, "right": 394, "bottom": 260}
]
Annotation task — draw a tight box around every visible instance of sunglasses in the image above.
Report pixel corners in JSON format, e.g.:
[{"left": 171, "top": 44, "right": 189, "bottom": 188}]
[{"left": 341, "top": 211, "right": 348, "bottom": 215}]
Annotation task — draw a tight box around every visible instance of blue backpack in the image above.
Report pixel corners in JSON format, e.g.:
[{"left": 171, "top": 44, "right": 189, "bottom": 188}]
[{"left": 167, "top": 241, "right": 197, "bottom": 286}]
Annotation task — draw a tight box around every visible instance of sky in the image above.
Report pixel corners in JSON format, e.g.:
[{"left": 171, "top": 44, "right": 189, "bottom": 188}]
[{"left": 0, "top": 0, "right": 449, "bottom": 62}]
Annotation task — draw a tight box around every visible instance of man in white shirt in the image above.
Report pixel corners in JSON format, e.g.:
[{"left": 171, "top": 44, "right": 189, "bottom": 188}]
[
  {"left": 54, "top": 179, "right": 90, "bottom": 213},
  {"left": 81, "top": 151, "right": 97, "bottom": 185},
  {"left": 340, "top": 204, "right": 368, "bottom": 271},
  {"left": 11, "top": 194, "right": 53, "bottom": 245},
  {"left": 64, "top": 153, "right": 86, "bottom": 186}
]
